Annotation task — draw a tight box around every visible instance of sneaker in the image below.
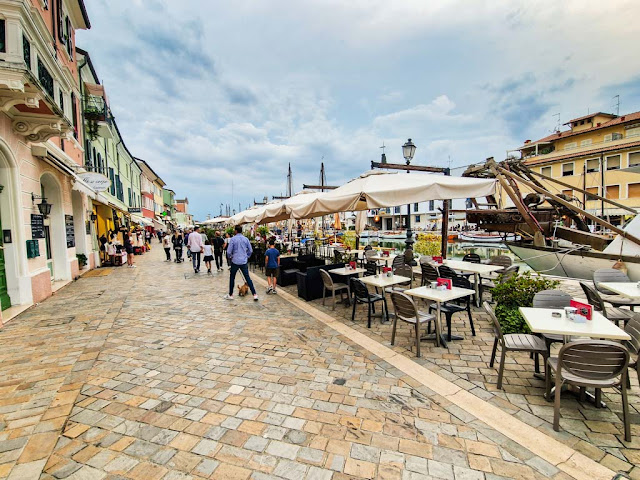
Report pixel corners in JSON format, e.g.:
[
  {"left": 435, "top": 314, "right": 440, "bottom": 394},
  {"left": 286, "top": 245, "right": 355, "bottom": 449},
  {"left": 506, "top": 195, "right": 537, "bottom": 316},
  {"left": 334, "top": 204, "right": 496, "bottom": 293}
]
[
  {"left": 272, "top": 289, "right": 277, "bottom": 295},
  {"left": 224, "top": 294, "right": 234, "bottom": 300},
  {"left": 131, "top": 265, "right": 136, "bottom": 268},
  {"left": 267, "top": 286, "right": 273, "bottom": 294},
  {"left": 253, "top": 294, "right": 259, "bottom": 301}
]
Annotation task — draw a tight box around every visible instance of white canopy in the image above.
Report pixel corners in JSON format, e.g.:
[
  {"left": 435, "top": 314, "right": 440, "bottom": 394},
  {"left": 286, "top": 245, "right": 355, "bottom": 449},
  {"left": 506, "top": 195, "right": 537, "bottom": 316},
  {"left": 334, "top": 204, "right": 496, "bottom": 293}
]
[
  {"left": 288, "top": 170, "right": 496, "bottom": 219},
  {"left": 201, "top": 216, "right": 230, "bottom": 225},
  {"left": 255, "top": 191, "right": 325, "bottom": 224},
  {"left": 230, "top": 205, "right": 266, "bottom": 225}
]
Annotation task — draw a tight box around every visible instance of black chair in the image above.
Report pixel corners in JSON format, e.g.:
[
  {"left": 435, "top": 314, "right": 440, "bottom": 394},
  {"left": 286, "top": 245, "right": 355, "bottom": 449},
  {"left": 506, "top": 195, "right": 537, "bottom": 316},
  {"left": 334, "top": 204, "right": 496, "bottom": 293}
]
[
  {"left": 364, "top": 261, "right": 378, "bottom": 277},
  {"left": 437, "top": 265, "right": 458, "bottom": 279},
  {"left": 351, "top": 278, "right": 386, "bottom": 328},
  {"left": 429, "top": 275, "right": 475, "bottom": 341},
  {"left": 420, "top": 263, "right": 439, "bottom": 286},
  {"left": 364, "top": 245, "right": 373, "bottom": 251},
  {"left": 462, "top": 253, "right": 481, "bottom": 264}
]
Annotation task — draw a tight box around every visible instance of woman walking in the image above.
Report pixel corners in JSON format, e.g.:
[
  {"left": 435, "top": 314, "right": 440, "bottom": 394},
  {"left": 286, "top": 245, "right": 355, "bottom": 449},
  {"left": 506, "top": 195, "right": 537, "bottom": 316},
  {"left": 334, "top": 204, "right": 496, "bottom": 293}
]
[
  {"left": 162, "top": 232, "right": 172, "bottom": 261},
  {"left": 213, "top": 231, "right": 224, "bottom": 271},
  {"left": 203, "top": 240, "right": 214, "bottom": 274},
  {"left": 124, "top": 233, "right": 136, "bottom": 268},
  {"left": 223, "top": 232, "right": 231, "bottom": 269},
  {"left": 172, "top": 230, "right": 183, "bottom": 263}
]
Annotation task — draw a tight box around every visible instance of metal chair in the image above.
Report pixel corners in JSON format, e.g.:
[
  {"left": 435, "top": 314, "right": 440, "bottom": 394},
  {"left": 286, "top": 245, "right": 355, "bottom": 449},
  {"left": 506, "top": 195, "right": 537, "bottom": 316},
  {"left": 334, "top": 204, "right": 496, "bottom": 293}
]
[
  {"left": 483, "top": 302, "right": 548, "bottom": 389},
  {"left": 320, "top": 269, "right": 350, "bottom": 310},
  {"left": 546, "top": 340, "right": 630, "bottom": 441},
  {"left": 462, "top": 253, "right": 481, "bottom": 264},
  {"left": 420, "top": 263, "right": 439, "bottom": 286},
  {"left": 593, "top": 268, "right": 640, "bottom": 309},
  {"left": 350, "top": 278, "right": 386, "bottom": 328},
  {"left": 533, "top": 290, "right": 572, "bottom": 351},
  {"left": 429, "top": 276, "right": 475, "bottom": 340},
  {"left": 579, "top": 282, "right": 636, "bottom": 327},
  {"left": 390, "top": 292, "right": 435, "bottom": 358}
]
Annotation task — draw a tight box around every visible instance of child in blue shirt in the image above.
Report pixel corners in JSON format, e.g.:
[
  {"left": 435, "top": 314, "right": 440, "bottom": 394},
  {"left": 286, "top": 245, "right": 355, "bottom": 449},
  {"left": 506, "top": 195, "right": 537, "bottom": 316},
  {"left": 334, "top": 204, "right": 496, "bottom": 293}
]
[{"left": 264, "top": 240, "right": 280, "bottom": 294}]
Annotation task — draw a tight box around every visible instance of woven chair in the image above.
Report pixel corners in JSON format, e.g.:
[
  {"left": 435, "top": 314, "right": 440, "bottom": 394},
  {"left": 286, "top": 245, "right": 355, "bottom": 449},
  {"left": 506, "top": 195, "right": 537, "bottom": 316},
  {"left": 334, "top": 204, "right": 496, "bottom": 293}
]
[
  {"left": 546, "top": 340, "right": 630, "bottom": 441},
  {"left": 623, "top": 315, "right": 640, "bottom": 389},
  {"left": 484, "top": 302, "right": 548, "bottom": 389},
  {"left": 462, "top": 253, "right": 481, "bottom": 264},
  {"left": 580, "top": 282, "right": 636, "bottom": 327},
  {"left": 420, "top": 263, "right": 439, "bottom": 286},
  {"left": 390, "top": 292, "right": 435, "bottom": 358},
  {"left": 533, "top": 290, "right": 572, "bottom": 351},
  {"left": 593, "top": 268, "right": 640, "bottom": 309},
  {"left": 320, "top": 269, "right": 350, "bottom": 310},
  {"left": 351, "top": 278, "right": 386, "bottom": 328}
]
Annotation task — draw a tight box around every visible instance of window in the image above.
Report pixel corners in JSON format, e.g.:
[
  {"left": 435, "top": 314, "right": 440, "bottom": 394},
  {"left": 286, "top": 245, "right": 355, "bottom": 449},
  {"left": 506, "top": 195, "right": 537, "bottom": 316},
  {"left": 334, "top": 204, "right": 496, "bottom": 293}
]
[
  {"left": 629, "top": 152, "right": 640, "bottom": 167},
  {"left": 603, "top": 133, "right": 622, "bottom": 142},
  {"left": 428, "top": 200, "right": 434, "bottom": 211},
  {"left": 580, "top": 139, "right": 592, "bottom": 147},
  {"left": 413, "top": 203, "right": 419, "bottom": 212},
  {"left": 108, "top": 168, "right": 115, "bottom": 195},
  {"left": 22, "top": 35, "right": 31, "bottom": 70},
  {"left": 56, "top": 0, "right": 64, "bottom": 43},
  {"left": 563, "top": 142, "right": 577, "bottom": 150},
  {"left": 585, "top": 187, "right": 599, "bottom": 201},
  {"left": 606, "top": 155, "right": 620, "bottom": 170},
  {"left": 59, "top": 90, "right": 64, "bottom": 112},
  {"left": 541, "top": 166, "right": 552, "bottom": 177},
  {"left": 128, "top": 188, "right": 131, "bottom": 206},
  {"left": 628, "top": 127, "right": 640, "bottom": 137},
  {"left": 71, "top": 93, "right": 77, "bottom": 138},
  {"left": 394, "top": 206, "right": 400, "bottom": 213},
  {"left": 65, "top": 16, "right": 72, "bottom": 57},
  {"left": 605, "top": 185, "right": 620, "bottom": 199},
  {"left": 586, "top": 158, "right": 599, "bottom": 173},
  {"left": 562, "top": 163, "right": 574, "bottom": 176},
  {"left": 37, "top": 59, "right": 54, "bottom": 98},
  {"left": 629, "top": 183, "right": 640, "bottom": 198},
  {"left": 0, "top": 19, "right": 5, "bottom": 53},
  {"left": 415, "top": 215, "right": 420, "bottom": 223}
]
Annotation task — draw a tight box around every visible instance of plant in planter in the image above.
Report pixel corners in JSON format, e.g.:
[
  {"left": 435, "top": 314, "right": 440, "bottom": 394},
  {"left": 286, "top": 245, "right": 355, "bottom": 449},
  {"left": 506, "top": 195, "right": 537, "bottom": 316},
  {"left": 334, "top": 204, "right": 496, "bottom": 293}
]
[
  {"left": 76, "top": 253, "right": 88, "bottom": 269},
  {"left": 491, "top": 271, "right": 559, "bottom": 334}
]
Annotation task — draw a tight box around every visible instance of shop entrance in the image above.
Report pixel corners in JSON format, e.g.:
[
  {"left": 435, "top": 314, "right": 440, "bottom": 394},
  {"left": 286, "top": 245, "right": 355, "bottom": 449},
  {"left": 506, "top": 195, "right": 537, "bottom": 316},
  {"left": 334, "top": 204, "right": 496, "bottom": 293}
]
[
  {"left": 0, "top": 211, "right": 10, "bottom": 310},
  {"left": 386, "top": 218, "right": 393, "bottom": 230}
]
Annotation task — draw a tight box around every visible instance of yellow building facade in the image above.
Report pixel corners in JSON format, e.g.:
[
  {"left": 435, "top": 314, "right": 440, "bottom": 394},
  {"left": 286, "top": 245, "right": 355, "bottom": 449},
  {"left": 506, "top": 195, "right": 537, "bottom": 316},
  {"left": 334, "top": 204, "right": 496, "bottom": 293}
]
[{"left": 516, "top": 111, "right": 640, "bottom": 225}]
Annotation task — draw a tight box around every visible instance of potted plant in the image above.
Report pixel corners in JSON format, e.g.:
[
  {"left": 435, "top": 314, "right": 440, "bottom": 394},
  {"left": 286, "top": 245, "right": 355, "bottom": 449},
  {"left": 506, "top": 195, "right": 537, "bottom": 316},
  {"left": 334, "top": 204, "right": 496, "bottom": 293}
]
[{"left": 76, "top": 253, "right": 88, "bottom": 269}]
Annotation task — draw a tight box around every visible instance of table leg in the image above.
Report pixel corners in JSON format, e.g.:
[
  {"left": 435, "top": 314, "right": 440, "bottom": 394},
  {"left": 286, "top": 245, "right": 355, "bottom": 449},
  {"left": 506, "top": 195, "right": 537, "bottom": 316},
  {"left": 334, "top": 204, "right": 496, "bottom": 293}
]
[
  {"left": 420, "top": 302, "right": 447, "bottom": 347},
  {"left": 474, "top": 273, "right": 481, "bottom": 307}
]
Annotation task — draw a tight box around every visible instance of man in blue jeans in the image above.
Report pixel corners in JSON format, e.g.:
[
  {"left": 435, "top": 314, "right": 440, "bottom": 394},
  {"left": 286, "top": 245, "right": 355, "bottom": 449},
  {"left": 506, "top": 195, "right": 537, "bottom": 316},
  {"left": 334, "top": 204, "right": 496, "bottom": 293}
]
[{"left": 224, "top": 225, "right": 258, "bottom": 301}]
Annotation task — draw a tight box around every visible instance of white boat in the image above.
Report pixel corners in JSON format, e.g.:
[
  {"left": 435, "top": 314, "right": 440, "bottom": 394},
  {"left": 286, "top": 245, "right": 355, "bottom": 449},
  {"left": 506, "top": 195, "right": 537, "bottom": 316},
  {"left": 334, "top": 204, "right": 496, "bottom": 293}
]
[
  {"left": 458, "top": 232, "right": 520, "bottom": 243},
  {"left": 380, "top": 231, "right": 407, "bottom": 239}
]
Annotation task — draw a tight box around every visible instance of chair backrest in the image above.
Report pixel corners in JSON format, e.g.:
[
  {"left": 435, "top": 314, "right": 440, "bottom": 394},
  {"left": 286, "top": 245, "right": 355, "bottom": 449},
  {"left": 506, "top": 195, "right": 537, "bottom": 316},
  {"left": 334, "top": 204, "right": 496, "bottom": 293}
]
[
  {"left": 394, "top": 265, "right": 413, "bottom": 286},
  {"left": 420, "top": 263, "right": 439, "bottom": 283},
  {"left": 483, "top": 301, "right": 503, "bottom": 340},
  {"left": 364, "top": 261, "right": 378, "bottom": 277},
  {"left": 390, "top": 291, "right": 419, "bottom": 323},
  {"left": 392, "top": 255, "right": 405, "bottom": 270},
  {"left": 488, "top": 255, "right": 512, "bottom": 270},
  {"left": 320, "top": 269, "right": 334, "bottom": 289},
  {"left": 533, "top": 290, "right": 572, "bottom": 308},
  {"left": 498, "top": 265, "right": 519, "bottom": 284},
  {"left": 580, "top": 282, "right": 605, "bottom": 312},
  {"left": 364, "top": 245, "right": 373, "bottom": 251},
  {"left": 438, "top": 265, "right": 458, "bottom": 279},
  {"left": 462, "top": 253, "right": 481, "bottom": 264},
  {"left": 593, "top": 268, "right": 631, "bottom": 294},
  {"left": 364, "top": 249, "right": 377, "bottom": 260},
  {"left": 350, "top": 278, "right": 370, "bottom": 300},
  {"left": 624, "top": 315, "right": 640, "bottom": 356},
  {"left": 557, "top": 340, "right": 629, "bottom": 382},
  {"left": 419, "top": 255, "right": 432, "bottom": 265},
  {"left": 452, "top": 275, "right": 472, "bottom": 291},
  {"left": 403, "top": 249, "right": 414, "bottom": 264}
]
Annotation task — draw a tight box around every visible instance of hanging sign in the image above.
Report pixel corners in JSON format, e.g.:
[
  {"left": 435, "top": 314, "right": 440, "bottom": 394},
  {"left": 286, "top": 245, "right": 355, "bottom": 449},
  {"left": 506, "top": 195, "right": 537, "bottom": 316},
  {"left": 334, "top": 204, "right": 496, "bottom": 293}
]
[{"left": 77, "top": 172, "right": 111, "bottom": 192}]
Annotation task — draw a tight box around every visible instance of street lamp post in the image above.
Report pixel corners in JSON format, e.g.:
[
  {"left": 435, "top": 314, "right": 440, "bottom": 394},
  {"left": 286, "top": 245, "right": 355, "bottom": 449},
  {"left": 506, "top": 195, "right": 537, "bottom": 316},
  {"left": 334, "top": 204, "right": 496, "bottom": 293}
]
[{"left": 402, "top": 139, "right": 416, "bottom": 248}]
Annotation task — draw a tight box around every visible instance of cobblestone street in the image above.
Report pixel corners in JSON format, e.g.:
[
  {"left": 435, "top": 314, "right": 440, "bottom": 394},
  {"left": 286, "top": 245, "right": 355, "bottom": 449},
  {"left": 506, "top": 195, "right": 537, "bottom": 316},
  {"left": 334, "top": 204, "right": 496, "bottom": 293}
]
[{"left": 0, "top": 247, "right": 634, "bottom": 479}]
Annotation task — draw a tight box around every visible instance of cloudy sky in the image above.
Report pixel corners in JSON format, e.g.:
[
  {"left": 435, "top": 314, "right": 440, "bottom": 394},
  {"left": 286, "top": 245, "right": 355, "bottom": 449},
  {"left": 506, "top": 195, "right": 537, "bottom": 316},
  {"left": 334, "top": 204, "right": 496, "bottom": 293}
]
[{"left": 77, "top": 0, "right": 640, "bottom": 220}]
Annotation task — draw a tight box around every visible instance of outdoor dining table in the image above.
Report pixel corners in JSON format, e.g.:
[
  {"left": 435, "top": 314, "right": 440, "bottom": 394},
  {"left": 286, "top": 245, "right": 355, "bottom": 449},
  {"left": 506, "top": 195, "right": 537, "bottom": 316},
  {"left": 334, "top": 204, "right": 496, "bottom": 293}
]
[
  {"left": 598, "top": 282, "right": 640, "bottom": 299},
  {"left": 404, "top": 285, "right": 476, "bottom": 348},
  {"left": 519, "top": 306, "right": 631, "bottom": 406},
  {"left": 328, "top": 267, "right": 367, "bottom": 305},
  {"left": 440, "top": 259, "right": 504, "bottom": 307},
  {"left": 359, "top": 274, "right": 412, "bottom": 323},
  {"left": 369, "top": 254, "right": 397, "bottom": 267}
]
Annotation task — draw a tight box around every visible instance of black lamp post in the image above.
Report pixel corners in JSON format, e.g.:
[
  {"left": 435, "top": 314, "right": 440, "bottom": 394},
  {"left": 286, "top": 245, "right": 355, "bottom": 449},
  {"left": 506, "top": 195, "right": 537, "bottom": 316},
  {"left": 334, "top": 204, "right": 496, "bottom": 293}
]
[
  {"left": 32, "top": 193, "right": 52, "bottom": 218},
  {"left": 402, "top": 138, "right": 416, "bottom": 248}
]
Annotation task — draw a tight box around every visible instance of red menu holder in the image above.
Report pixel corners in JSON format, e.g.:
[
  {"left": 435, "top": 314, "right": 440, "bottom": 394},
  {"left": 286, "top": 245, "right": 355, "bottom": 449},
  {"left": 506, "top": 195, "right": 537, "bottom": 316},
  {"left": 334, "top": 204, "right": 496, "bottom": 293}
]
[
  {"left": 382, "top": 267, "right": 392, "bottom": 273},
  {"left": 383, "top": 251, "right": 389, "bottom": 257},
  {"left": 570, "top": 300, "right": 592, "bottom": 320},
  {"left": 349, "top": 261, "right": 356, "bottom": 270},
  {"left": 437, "top": 277, "right": 452, "bottom": 290},
  {"left": 432, "top": 256, "right": 443, "bottom": 264}
]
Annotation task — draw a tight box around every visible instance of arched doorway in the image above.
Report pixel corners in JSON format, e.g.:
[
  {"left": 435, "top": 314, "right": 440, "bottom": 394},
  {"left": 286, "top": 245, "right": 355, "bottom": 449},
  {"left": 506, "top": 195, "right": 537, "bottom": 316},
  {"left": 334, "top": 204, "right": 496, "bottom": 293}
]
[
  {"left": 40, "top": 173, "right": 69, "bottom": 282},
  {"left": 72, "top": 190, "right": 87, "bottom": 260}
]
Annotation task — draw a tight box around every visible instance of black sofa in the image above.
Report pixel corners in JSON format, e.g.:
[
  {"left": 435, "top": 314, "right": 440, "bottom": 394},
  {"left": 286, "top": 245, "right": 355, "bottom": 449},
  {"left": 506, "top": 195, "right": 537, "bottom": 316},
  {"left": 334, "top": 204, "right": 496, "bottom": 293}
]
[
  {"left": 277, "top": 256, "right": 300, "bottom": 287},
  {"left": 296, "top": 262, "right": 346, "bottom": 301},
  {"left": 293, "top": 254, "right": 325, "bottom": 272}
]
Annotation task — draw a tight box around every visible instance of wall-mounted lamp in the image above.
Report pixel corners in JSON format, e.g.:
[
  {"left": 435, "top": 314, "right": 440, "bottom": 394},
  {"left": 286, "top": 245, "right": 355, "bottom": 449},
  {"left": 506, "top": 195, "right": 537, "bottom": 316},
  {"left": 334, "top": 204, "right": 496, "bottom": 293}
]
[
  {"left": 90, "top": 213, "right": 98, "bottom": 221},
  {"left": 31, "top": 193, "right": 52, "bottom": 218}
]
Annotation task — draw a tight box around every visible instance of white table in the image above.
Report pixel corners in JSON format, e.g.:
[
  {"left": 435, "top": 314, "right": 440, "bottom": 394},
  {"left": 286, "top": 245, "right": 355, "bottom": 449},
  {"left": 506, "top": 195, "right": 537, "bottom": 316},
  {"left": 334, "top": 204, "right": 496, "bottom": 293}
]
[
  {"left": 360, "top": 274, "right": 412, "bottom": 323},
  {"left": 369, "top": 254, "right": 397, "bottom": 266},
  {"left": 442, "top": 259, "right": 504, "bottom": 307},
  {"left": 598, "top": 282, "right": 640, "bottom": 299},
  {"left": 405, "top": 286, "right": 476, "bottom": 347},
  {"left": 519, "top": 307, "right": 631, "bottom": 342},
  {"left": 328, "top": 267, "right": 366, "bottom": 277}
]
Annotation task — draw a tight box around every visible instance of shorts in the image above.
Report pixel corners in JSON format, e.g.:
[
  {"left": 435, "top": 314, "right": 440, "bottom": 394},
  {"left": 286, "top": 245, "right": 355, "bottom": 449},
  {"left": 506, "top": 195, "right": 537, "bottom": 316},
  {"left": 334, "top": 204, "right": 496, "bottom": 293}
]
[
  {"left": 203, "top": 255, "right": 214, "bottom": 262},
  {"left": 266, "top": 267, "right": 279, "bottom": 277},
  {"left": 125, "top": 246, "right": 133, "bottom": 254}
]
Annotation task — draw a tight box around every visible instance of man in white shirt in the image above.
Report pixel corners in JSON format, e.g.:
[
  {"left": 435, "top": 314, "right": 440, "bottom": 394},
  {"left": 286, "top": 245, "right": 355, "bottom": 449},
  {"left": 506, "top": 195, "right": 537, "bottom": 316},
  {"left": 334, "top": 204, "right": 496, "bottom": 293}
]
[{"left": 187, "top": 226, "right": 204, "bottom": 273}]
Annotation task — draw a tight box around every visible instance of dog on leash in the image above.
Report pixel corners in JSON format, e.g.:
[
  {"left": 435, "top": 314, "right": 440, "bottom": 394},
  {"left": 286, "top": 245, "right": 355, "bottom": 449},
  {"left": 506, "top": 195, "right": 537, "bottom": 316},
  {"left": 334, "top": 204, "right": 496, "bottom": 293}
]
[{"left": 237, "top": 283, "right": 249, "bottom": 296}]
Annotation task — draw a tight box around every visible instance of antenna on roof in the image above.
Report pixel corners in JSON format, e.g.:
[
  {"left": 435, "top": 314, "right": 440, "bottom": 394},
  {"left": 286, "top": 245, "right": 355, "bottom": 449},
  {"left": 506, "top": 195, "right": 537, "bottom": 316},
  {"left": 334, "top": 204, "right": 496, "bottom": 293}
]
[
  {"left": 552, "top": 113, "right": 561, "bottom": 132},
  {"left": 612, "top": 95, "right": 620, "bottom": 116}
]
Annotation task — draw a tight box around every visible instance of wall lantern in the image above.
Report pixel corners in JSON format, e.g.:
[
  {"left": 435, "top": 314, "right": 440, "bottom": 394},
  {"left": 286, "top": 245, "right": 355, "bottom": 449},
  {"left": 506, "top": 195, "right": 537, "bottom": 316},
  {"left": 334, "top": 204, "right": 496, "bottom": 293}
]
[{"left": 31, "top": 193, "right": 52, "bottom": 218}]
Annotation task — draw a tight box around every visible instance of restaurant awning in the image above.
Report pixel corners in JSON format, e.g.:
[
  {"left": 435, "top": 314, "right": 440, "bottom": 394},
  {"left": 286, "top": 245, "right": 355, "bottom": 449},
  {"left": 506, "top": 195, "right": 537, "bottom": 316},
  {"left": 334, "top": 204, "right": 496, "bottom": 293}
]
[
  {"left": 131, "top": 215, "right": 152, "bottom": 226},
  {"left": 256, "top": 191, "right": 325, "bottom": 224},
  {"left": 288, "top": 170, "right": 496, "bottom": 219}
]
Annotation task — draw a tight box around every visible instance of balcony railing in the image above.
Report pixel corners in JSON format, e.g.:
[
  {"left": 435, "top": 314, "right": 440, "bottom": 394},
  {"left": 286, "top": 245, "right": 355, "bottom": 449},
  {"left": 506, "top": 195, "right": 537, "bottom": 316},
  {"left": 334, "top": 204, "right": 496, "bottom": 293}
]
[{"left": 84, "top": 95, "right": 107, "bottom": 121}]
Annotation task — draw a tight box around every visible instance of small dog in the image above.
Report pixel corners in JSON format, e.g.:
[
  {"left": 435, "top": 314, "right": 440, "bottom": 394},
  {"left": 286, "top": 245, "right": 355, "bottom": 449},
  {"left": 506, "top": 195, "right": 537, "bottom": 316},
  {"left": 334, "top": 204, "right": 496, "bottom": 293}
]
[{"left": 237, "top": 283, "right": 249, "bottom": 296}]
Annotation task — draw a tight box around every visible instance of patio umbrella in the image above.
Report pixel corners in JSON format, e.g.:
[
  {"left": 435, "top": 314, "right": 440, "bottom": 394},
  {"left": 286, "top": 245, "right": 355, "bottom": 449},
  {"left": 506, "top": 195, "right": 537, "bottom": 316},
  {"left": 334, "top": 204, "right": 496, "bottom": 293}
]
[
  {"left": 256, "top": 191, "right": 325, "bottom": 225},
  {"left": 288, "top": 170, "right": 496, "bottom": 219},
  {"left": 354, "top": 210, "right": 367, "bottom": 250},
  {"left": 230, "top": 204, "right": 266, "bottom": 225}
]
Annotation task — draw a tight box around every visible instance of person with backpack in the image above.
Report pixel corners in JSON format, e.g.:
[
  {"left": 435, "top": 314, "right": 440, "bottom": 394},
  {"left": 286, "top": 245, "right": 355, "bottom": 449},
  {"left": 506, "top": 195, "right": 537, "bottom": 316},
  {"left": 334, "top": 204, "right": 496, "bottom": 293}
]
[
  {"left": 172, "top": 230, "right": 184, "bottom": 263},
  {"left": 212, "top": 231, "right": 225, "bottom": 271}
]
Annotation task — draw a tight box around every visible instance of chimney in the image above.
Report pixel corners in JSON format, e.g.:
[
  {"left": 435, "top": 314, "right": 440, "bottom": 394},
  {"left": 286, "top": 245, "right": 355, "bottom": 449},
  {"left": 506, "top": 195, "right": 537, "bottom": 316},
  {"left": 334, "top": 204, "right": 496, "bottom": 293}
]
[
  {"left": 381, "top": 153, "right": 387, "bottom": 164},
  {"left": 597, "top": 123, "right": 601, "bottom": 127},
  {"left": 621, "top": 116, "right": 626, "bottom": 121},
  {"left": 524, "top": 139, "right": 531, "bottom": 144}
]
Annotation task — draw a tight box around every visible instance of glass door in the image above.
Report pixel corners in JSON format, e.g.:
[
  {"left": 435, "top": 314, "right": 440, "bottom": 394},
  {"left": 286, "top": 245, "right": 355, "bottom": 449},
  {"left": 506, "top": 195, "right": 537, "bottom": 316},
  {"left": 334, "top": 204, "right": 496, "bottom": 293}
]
[
  {"left": 0, "top": 211, "right": 10, "bottom": 310},
  {"left": 44, "top": 224, "right": 53, "bottom": 280}
]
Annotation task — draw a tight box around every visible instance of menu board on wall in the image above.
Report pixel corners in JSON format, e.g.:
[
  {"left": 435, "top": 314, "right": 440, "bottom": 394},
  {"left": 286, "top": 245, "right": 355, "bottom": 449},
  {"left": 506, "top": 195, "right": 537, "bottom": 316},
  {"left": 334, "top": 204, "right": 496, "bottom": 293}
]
[
  {"left": 31, "top": 214, "right": 45, "bottom": 239},
  {"left": 65, "top": 215, "right": 75, "bottom": 248}
]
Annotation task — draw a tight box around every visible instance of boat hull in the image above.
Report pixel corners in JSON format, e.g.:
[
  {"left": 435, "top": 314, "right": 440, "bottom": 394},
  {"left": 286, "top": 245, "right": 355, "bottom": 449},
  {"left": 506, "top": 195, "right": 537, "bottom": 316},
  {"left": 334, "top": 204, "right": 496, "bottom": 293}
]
[
  {"left": 459, "top": 233, "right": 520, "bottom": 243},
  {"left": 507, "top": 242, "right": 640, "bottom": 281}
]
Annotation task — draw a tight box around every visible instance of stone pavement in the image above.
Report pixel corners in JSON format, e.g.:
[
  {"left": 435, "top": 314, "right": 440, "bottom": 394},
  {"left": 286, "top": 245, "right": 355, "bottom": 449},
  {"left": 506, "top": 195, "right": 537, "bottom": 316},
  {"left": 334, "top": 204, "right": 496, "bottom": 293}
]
[{"left": 0, "top": 247, "right": 630, "bottom": 479}]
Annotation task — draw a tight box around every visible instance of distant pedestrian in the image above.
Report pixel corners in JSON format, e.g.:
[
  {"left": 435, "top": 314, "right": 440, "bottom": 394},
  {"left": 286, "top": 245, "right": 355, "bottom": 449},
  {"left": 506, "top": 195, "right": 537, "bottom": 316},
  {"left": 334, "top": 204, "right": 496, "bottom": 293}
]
[
  {"left": 146, "top": 230, "right": 152, "bottom": 244},
  {"left": 213, "top": 231, "right": 225, "bottom": 271},
  {"left": 184, "top": 229, "right": 192, "bottom": 259},
  {"left": 124, "top": 233, "right": 136, "bottom": 268},
  {"left": 223, "top": 232, "right": 231, "bottom": 269},
  {"left": 203, "top": 240, "right": 214, "bottom": 274},
  {"left": 173, "top": 230, "right": 183, "bottom": 263},
  {"left": 224, "top": 226, "right": 258, "bottom": 301},
  {"left": 187, "top": 226, "right": 204, "bottom": 273},
  {"left": 158, "top": 230, "right": 163, "bottom": 243},
  {"left": 265, "top": 240, "right": 280, "bottom": 294},
  {"left": 162, "top": 233, "right": 172, "bottom": 261},
  {"left": 297, "top": 222, "right": 302, "bottom": 238}
]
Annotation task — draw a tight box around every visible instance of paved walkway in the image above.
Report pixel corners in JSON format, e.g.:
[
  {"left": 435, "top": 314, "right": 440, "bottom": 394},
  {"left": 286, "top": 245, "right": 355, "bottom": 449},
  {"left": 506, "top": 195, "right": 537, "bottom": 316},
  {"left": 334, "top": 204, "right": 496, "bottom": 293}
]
[{"left": 0, "top": 247, "right": 629, "bottom": 479}]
